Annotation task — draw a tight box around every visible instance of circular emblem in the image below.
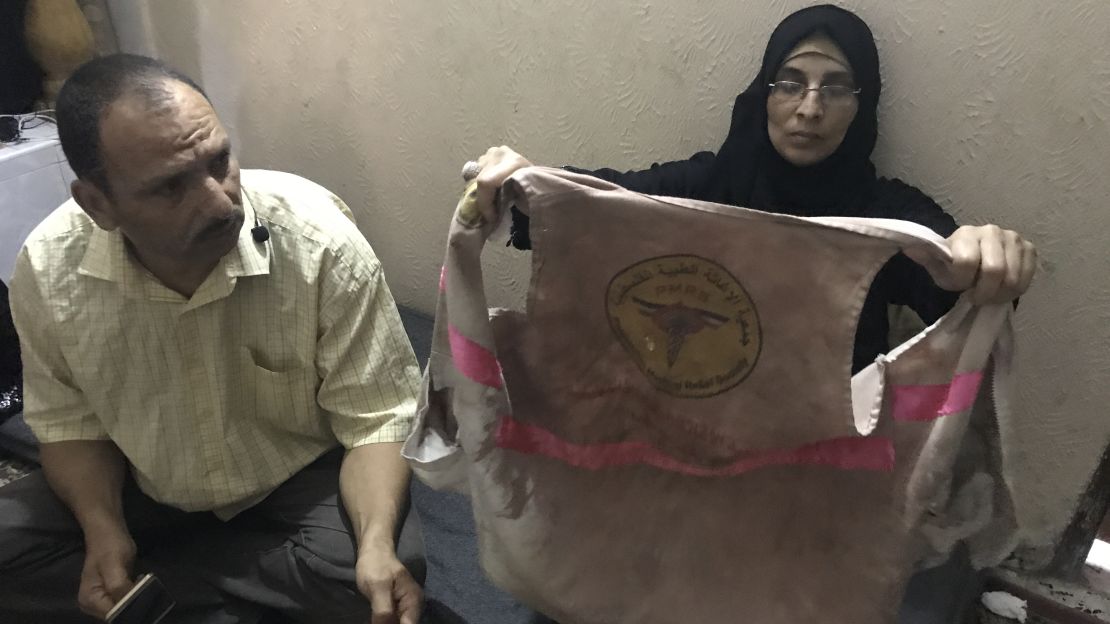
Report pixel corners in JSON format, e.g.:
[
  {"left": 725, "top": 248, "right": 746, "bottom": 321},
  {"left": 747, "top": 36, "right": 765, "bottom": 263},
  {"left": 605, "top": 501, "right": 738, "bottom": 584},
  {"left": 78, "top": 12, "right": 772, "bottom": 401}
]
[{"left": 606, "top": 255, "right": 761, "bottom": 398}]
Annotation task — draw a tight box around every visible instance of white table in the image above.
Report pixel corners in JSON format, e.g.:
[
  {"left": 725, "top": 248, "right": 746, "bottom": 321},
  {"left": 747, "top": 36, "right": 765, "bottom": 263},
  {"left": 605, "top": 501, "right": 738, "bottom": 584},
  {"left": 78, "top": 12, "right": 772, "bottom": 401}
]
[{"left": 0, "top": 123, "right": 76, "bottom": 284}]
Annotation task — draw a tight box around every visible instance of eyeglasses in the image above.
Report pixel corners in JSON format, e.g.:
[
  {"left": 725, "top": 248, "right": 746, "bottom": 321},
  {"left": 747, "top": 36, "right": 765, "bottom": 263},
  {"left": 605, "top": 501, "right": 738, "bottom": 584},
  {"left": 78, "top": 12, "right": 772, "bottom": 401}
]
[
  {"left": 768, "top": 81, "right": 860, "bottom": 106},
  {"left": 0, "top": 110, "right": 56, "bottom": 144}
]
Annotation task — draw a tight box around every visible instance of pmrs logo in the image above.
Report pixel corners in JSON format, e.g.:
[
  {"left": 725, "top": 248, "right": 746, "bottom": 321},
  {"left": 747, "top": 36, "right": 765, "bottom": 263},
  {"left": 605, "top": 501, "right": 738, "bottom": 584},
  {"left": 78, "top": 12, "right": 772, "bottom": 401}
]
[{"left": 606, "top": 255, "right": 761, "bottom": 398}]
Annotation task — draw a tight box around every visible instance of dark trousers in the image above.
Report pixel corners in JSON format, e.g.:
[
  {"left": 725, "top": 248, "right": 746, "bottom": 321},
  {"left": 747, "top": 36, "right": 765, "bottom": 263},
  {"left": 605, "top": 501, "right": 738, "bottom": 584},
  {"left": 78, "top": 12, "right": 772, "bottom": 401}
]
[{"left": 0, "top": 449, "right": 425, "bottom": 624}]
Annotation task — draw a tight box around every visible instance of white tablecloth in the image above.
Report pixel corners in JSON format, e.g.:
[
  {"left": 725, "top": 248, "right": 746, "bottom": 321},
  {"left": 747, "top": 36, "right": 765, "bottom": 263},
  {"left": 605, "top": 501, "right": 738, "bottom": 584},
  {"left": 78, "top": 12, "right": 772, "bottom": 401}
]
[{"left": 0, "top": 123, "right": 75, "bottom": 284}]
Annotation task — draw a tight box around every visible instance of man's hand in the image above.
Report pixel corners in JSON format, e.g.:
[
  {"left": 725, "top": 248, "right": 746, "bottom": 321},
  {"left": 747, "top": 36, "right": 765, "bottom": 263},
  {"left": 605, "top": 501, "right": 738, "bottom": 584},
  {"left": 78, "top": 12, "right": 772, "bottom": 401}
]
[
  {"left": 339, "top": 443, "right": 422, "bottom": 623},
  {"left": 906, "top": 224, "right": 1037, "bottom": 305},
  {"left": 78, "top": 527, "right": 137, "bottom": 620},
  {"left": 356, "top": 541, "right": 422, "bottom": 624},
  {"left": 472, "top": 146, "right": 533, "bottom": 223},
  {"left": 37, "top": 441, "right": 133, "bottom": 621}
]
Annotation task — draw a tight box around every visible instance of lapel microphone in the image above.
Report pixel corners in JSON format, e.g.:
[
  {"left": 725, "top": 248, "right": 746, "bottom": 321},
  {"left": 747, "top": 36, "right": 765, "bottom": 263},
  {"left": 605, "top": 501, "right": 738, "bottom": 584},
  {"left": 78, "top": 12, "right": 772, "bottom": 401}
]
[{"left": 251, "top": 215, "right": 270, "bottom": 243}]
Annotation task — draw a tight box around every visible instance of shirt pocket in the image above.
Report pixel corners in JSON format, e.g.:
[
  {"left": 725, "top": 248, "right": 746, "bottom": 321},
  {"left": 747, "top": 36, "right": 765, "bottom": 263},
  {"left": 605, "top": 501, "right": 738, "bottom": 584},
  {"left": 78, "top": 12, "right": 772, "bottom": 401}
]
[{"left": 239, "top": 347, "right": 326, "bottom": 438}]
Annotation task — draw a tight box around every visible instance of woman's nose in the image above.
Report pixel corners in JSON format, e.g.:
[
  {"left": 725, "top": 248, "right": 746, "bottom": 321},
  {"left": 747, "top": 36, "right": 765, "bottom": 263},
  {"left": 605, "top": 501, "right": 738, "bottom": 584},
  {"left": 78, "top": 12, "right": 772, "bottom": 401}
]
[{"left": 795, "top": 89, "right": 824, "bottom": 119}]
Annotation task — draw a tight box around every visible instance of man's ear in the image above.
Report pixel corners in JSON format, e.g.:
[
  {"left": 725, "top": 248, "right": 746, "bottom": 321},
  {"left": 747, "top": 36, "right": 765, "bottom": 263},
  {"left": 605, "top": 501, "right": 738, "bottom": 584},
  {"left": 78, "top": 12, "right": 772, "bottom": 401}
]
[{"left": 71, "top": 178, "right": 118, "bottom": 231}]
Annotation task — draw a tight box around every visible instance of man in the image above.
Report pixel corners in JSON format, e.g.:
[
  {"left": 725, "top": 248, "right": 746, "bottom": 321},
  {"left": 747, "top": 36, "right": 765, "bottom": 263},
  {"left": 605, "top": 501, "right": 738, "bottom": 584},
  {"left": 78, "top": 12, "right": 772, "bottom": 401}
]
[{"left": 0, "top": 54, "right": 423, "bottom": 623}]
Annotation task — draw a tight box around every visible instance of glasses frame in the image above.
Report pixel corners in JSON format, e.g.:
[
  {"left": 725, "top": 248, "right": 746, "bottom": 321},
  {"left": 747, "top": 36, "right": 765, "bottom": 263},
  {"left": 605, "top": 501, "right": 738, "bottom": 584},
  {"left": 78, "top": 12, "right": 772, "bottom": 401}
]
[{"left": 767, "top": 81, "right": 861, "bottom": 105}]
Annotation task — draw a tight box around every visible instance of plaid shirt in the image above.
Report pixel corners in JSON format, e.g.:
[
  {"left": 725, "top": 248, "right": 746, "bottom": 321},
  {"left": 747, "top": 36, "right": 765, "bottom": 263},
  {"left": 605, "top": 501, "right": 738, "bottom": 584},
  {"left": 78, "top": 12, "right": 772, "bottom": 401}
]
[{"left": 12, "top": 169, "right": 419, "bottom": 517}]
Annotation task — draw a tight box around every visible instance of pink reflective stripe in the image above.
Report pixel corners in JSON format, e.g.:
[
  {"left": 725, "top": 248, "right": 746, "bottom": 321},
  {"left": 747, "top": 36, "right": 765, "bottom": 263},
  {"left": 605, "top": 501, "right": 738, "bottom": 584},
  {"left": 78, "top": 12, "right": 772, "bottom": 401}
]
[
  {"left": 496, "top": 415, "right": 893, "bottom": 476},
  {"left": 892, "top": 370, "right": 984, "bottom": 422},
  {"left": 439, "top": 266, "right": 447, "bottom": 293},
  {"left": 448, "top": 324, "right": 503, "bottom": 389}
]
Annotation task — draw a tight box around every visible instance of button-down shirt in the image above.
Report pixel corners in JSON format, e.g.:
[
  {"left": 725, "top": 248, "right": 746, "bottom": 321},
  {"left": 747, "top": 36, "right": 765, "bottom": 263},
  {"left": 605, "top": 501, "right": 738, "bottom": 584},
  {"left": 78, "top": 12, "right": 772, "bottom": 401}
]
[{"left": 11, "top": 169, "right": 420, "bottom": 517}]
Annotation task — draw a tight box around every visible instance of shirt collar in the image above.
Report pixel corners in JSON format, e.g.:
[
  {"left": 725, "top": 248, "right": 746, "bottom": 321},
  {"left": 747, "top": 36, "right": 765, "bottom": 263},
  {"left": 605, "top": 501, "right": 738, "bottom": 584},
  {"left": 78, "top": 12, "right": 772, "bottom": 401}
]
[{"left": 224, "top": 187, "right": 271, "bottom": 280}]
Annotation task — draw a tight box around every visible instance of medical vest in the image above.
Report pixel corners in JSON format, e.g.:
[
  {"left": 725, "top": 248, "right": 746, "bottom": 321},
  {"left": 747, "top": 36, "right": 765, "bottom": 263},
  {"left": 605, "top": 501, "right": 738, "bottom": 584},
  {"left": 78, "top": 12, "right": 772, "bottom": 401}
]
[{"left": 404, "top": 167, "right": 1018, "bottom": 624}]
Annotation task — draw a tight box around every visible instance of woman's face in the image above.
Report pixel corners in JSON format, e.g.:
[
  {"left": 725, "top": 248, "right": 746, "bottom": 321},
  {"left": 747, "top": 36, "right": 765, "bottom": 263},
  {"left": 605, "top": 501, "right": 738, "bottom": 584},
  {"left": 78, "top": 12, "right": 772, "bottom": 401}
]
[{"left": 766, "top": 35, "right": 859, "bottom": 167}]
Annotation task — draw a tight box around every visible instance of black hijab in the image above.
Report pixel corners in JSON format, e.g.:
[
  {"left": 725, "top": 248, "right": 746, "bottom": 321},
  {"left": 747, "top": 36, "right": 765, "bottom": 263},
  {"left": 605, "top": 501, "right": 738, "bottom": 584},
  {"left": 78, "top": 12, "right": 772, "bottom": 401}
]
[
  {"left": 704, "top": 4, "right": 881, "bottom": 216},
  {"left": 511, "top": 4, "right": 954, "bottom": 245}
]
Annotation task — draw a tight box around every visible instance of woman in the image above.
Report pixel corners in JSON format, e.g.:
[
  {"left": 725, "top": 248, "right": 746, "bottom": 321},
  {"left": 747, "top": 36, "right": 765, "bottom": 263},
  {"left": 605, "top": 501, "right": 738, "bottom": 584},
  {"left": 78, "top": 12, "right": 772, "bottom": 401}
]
[{"left": 472, "top": 4, "right": 1036, "bottom": 374}]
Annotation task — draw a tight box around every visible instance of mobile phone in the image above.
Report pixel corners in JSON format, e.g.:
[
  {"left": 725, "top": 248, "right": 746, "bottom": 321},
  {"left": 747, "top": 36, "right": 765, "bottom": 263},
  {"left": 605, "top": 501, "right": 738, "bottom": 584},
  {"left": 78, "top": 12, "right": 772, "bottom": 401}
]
[{"left": 105, "top": 573, "right": 175, "bottom": 624}]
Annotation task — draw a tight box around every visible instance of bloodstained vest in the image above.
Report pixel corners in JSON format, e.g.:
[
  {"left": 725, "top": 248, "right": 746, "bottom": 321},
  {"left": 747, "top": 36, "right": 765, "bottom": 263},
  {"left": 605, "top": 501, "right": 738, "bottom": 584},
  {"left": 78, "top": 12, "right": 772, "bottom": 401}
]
[{"left": 404, "top": 167, "right": 1018, "bottom": 624}]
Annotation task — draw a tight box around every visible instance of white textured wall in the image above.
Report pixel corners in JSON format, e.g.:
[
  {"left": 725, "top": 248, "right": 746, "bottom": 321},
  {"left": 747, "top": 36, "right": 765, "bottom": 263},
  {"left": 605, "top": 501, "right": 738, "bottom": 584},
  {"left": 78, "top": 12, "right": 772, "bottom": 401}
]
[{"left": 107, "top": 0, "right": 1110, "bottom": 563}]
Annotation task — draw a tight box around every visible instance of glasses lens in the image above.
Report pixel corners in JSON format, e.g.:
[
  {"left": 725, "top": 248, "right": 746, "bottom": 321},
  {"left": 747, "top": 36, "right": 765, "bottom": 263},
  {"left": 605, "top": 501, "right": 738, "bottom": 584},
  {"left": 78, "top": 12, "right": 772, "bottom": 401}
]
[
  {"left": 772, "top": 81, "right": 803, "bottom": 99},
  {"left": 821, "top": 85, "right": 857, "bottom": 105}
]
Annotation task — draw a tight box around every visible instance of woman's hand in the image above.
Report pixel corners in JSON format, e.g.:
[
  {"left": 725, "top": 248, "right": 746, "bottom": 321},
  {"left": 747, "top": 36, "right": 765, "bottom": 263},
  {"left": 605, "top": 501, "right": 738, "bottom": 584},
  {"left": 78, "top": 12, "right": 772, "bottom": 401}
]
[
  {"left": 907, "top": 224, "right": 1037, "bottom": 304},
  {"left": 469, "top": 146, "right": 533, "bottom": 222}
]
